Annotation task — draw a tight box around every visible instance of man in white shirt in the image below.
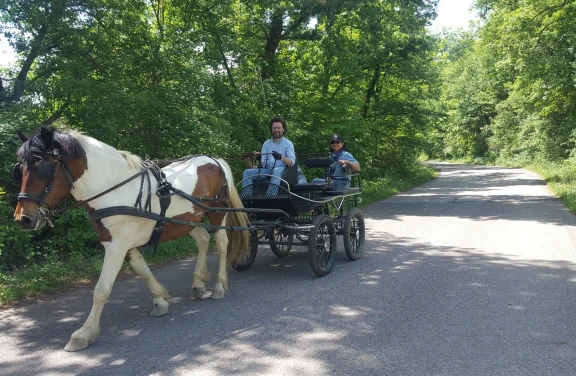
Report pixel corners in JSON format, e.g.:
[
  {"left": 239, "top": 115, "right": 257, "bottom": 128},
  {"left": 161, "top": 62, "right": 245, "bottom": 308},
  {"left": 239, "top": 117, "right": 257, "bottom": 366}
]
[{"left": 242, "top": 116, "right": 296, "bottom": 195}]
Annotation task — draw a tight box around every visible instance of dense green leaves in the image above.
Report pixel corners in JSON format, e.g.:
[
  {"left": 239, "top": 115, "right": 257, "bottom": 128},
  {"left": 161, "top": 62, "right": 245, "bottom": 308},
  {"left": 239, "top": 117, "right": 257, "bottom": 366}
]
[{"left": 433, "top": 0, "right": 576, "bottom": 163}]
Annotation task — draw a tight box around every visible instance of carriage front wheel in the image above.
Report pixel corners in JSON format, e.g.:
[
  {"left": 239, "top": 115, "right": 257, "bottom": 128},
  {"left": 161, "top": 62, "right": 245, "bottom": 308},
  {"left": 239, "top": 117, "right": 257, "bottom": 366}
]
[
  {"left": 343, "top": 207, "right": 365, "bottom": 261},
  {"left": 233, "top": 230, "right": 259, "bottom": 271},
  {"left": 308, "top": 214, "right": 336, "bottom": 277}
]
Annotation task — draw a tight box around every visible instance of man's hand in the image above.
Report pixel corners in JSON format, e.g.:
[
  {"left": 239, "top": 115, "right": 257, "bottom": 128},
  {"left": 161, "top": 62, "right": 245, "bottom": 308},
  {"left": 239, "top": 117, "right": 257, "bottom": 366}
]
[{"left": 272, "top": 151, "right": 282, "bottom": 160}]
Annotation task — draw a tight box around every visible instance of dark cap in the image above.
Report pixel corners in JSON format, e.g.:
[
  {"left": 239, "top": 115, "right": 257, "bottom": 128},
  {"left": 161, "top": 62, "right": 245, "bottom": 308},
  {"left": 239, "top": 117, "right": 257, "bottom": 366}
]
[{"left": 330, "top": 134, "right": 343, "bottom": 142}]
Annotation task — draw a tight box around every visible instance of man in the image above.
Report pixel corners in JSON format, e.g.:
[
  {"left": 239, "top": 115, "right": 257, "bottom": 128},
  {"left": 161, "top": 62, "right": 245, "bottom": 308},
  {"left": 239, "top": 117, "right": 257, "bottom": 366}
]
[{"left": 242, "top": 116, "right": 296, "bottom": 195}]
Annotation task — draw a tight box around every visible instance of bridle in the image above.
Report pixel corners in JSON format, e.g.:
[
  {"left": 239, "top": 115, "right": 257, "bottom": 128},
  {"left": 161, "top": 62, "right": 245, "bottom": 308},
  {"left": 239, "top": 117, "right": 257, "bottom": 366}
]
[{"left": 13, "top": 147, "right": 76, "bottom": 226}]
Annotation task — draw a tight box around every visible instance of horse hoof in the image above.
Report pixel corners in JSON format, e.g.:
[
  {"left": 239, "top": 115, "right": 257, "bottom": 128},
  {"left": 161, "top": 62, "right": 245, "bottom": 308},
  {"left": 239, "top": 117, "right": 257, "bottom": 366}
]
[
  {"left": 150, "top": 301, "right": 169, "bottom": 317},
  {"left": 210, "top": 285, "right": 225, "bottom": 299},
  {"left": 192, "top": 286, "right": 206, "bottom": 300},
  {"left": 64, "top": 338, "right": 90, "bottom": 352}
]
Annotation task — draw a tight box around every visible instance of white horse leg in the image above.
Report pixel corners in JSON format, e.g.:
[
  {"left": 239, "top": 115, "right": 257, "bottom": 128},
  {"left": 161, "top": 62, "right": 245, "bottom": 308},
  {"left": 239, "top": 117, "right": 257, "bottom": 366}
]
[
  {"left": 64, "top": 242, "right": 126, "bottom": 352},
  {"left": 126, "top": 248, "right": 170, "bottom": 317},
  {"left": 211, "top": 228, "right": 229, "bottom": 299},
  {"left": 190, "top": 227, "right": 211, "bottom": 299}
]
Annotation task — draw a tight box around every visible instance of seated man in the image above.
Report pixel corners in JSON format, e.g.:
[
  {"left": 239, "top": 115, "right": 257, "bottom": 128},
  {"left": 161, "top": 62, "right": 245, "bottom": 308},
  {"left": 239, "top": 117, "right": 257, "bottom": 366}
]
[
  {"left": 242, "top": 116, "right": 296, "bottom": 195},
  {"left": 312, "top": 134, "right": 360, "bottom": 191}
]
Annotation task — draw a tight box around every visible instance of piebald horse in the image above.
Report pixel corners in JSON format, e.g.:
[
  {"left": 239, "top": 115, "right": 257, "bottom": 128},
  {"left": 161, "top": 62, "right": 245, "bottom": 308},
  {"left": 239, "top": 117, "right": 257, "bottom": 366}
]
[{"left": 13, "top": 127, "right": 250, "bottom": 351}]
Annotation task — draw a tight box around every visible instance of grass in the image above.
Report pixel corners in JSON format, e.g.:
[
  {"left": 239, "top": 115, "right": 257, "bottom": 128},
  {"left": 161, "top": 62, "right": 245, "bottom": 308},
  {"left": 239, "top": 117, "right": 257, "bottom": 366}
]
[
  {"left": 0, "top": 163, "right": 437, "bottom": 306},
  {"left": 0, "top": 237, "right": 198, "bottom": 306},
  {"left": 516, "top": 160, "right": 576, "bottom": 214}
]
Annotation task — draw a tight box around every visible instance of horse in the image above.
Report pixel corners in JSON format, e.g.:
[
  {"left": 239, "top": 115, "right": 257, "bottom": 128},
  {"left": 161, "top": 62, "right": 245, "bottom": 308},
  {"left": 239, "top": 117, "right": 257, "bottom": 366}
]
[{"left": 12, "top": 127, "right": 251, "bottom": 352}]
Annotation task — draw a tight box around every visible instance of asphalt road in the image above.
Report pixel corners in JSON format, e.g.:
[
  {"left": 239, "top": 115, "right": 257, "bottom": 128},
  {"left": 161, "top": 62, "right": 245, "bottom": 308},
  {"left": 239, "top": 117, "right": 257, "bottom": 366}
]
[{"left": 2, "top": 162, "right": 576, "bottom": 376}]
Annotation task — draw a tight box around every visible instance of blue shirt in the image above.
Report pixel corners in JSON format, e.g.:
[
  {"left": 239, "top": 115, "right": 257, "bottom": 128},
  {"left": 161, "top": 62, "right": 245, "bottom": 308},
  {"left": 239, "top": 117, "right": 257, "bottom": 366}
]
[
  {"left": 261, "top": 137, "right": 295, "bottom": 169},
  {"left": 330, "top": 150, "right": 358, "bottom": 181}
]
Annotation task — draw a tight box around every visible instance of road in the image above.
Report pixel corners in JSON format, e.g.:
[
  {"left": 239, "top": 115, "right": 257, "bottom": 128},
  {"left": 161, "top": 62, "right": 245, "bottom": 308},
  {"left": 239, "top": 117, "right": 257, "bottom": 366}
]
[{"left": 2, "top": 162, "right": 576, "bottom": 375}]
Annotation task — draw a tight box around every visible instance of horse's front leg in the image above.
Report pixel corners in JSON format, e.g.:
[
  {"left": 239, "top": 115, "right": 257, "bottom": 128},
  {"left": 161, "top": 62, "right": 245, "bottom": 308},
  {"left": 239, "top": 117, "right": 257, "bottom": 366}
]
[
  {"left": 190, "top": 227, "right": 211, "bottom": 299},
  {"left": 211, "top": 228, "right": 229, "bottom": 299},
  {"left": 64, "top": 242, "right": 126, "bottom": 352},
  {"left": 125, "top": 248, "right": 170, "bottom": 317}
]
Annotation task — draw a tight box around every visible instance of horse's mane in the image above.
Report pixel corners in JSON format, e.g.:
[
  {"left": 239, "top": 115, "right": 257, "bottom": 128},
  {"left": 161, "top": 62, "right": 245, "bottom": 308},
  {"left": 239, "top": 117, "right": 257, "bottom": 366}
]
[
  {"left": 17, "top": 127, "right": 143, "bottom": 170},
  {"left": 118, "top": 150, "right": 143, "bottom": 170},
  {"left": 17, "top": 127, "right": 87, "bottom": 166}
]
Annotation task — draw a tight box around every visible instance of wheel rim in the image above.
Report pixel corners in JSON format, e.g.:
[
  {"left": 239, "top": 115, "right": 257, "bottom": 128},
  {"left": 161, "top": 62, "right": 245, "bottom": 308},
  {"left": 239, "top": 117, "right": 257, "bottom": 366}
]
[
  {"left": 313, "top": 221, "right": 332, "bottom": 267},
  {"left": 343, "top": 208, "right": 364, "bottom": 261},
  {"left": 348, "top": 214, "right": 361, "bottom": 254}
]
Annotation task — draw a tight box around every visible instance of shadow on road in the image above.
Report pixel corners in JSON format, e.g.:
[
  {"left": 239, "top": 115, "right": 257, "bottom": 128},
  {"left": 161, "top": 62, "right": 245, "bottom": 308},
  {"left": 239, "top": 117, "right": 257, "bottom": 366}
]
[{"left": 2, "top": 236, "right": 576, "bottom": 374}]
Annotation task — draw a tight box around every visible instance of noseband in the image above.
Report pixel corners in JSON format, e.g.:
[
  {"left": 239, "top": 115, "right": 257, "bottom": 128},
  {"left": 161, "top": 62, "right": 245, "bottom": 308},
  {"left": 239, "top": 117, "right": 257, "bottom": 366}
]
[{"left": 14, "top": 147, "right": 76, "bottom": 225}]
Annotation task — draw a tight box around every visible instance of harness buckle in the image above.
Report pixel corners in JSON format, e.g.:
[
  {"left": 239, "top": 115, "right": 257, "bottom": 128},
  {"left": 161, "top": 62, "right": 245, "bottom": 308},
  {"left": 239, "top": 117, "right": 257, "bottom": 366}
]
[{"left": 39, "top": 207, "right": 54, "bottom": 227}]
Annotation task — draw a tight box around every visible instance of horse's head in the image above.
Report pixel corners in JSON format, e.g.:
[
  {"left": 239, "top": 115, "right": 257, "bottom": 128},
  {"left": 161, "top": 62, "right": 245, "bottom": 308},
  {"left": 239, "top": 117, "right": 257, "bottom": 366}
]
[{"left": 13, "top": 127, "right": 87, "bottom": 230}]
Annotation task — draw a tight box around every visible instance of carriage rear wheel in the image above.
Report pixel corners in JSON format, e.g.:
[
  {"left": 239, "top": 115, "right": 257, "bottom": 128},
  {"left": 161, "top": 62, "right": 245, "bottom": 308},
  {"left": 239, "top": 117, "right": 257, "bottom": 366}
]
[
  {"left": 343, "top": 207, "right": 365, "bottom": 261},
  {"left": 233, "top": 230, "right": 259, "bottom": 271},
  {"left": 308, "top": 214, "right": 336, "bottom": 277},
  {"left": 269, "top": 230, "right": 293, "bottom": 257}
]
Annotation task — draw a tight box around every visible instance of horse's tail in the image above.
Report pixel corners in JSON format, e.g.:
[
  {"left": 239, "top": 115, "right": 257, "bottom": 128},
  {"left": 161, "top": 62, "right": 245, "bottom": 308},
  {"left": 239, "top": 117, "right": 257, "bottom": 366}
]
[{"left": 219, "top": 158, "right": 251, "bottom": 266}]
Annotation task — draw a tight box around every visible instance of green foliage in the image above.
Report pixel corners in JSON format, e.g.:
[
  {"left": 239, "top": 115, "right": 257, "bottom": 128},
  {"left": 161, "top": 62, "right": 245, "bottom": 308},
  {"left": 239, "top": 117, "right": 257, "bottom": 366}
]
[
  {"left": 432, "top": 1, "right": 576, "bottom": 163},
  {"left": 0, "top": 189, "right": 38, "bottom": 270}
]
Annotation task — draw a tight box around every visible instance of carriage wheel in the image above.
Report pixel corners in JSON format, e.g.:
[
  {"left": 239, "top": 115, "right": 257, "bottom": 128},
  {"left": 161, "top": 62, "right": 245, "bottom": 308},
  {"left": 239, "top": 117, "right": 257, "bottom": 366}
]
[
  {"left": 269, "top": 230, "right": 293, "bottom": 257},
  {"left": 343, "top": 207, "right": 365, "bottom": 261},
  {"left": 233, "top": 230, "right": 259, "bottom": 271},
  {"left": 308, "top": 214, "right": 336, "bottom": 277}
]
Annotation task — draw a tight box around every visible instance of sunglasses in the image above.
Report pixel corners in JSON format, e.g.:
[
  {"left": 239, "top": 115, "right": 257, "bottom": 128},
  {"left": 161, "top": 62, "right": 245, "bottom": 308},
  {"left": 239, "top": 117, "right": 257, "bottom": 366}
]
[{"left": 330, "top": 140, "right": 341, "bottom": 144}]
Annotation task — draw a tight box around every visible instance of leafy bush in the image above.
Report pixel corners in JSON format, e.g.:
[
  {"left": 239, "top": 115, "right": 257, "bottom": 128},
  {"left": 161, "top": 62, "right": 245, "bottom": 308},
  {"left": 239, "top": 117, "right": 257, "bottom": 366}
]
[{"left": 0, "top": 190, "right": 39, "bottom": 271}]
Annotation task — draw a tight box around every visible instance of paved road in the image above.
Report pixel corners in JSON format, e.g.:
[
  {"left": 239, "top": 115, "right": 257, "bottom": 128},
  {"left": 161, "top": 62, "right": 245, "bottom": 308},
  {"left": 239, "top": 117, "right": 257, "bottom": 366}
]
[{"left": 2, "top": 162, "right": 576, "bottom": 375}]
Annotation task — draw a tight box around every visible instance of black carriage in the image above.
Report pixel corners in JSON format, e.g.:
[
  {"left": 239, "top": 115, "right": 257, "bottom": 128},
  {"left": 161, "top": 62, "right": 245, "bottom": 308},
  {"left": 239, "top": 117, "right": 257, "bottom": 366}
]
[{"left": 235, "top": 157, "right": 365, "bottom": 276}]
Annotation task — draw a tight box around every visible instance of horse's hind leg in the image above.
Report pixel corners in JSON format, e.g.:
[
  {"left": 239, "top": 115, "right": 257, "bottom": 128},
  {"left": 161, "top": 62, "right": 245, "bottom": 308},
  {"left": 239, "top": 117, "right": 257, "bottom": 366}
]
[
  {"left": 211, "top": 228, "right": 229, "bottom": 299},
  {"left": 125, "top": 248, "right": 169, "bottom": 317},
  {"left": 190, "top": 227, "right": 211, "bottom": 299}
]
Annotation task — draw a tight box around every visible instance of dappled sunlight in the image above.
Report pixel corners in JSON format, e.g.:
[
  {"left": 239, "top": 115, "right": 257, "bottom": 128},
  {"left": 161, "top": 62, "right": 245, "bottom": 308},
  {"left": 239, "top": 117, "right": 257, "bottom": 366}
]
[{"left": 329, "top": 305, "right": 367, "bottom": 317}]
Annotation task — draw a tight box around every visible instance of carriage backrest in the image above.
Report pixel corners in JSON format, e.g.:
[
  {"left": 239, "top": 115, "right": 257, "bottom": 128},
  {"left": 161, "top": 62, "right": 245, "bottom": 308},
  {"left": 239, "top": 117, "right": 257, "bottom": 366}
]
[
  {"left": 281, "top": 160, "right": 299, "bottom": 187},
  {"left": 303, "top": 157, "right": 337, "bottom": 169}
]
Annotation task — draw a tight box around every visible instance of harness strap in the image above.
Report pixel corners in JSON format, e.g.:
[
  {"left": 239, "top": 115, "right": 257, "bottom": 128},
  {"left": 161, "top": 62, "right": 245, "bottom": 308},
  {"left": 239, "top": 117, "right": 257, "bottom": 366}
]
[
  {"left": 145, "top": 166, "right": 172, "bottom": 253},
  {"left": 88, "top": 206, "right": 254, "bottom": 232},
  {"left": 51, "top": 168, "right": 149, "bottom": 216}
]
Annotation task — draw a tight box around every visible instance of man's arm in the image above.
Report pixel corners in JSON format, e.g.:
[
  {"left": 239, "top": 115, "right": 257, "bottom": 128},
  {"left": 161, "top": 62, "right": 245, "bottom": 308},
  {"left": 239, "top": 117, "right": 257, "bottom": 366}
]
[
  {"left": 283, "top": 140, "right": 296, "bottom": 166},
  {"left": 339, "top": 153, "right": 360, "bottom": 172}
]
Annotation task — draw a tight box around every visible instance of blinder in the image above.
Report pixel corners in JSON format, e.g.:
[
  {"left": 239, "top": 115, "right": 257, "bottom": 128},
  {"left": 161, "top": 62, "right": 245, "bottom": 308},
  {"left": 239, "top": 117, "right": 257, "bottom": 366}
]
[
  {"left": 12, "top": 159, "right": 55, "bottom": 188},
  {"left": 37, "top": 159, "right": 55, "bottom": 181},
  {"left": 13, "top": 163, "right": 23, "bottom": 187}
]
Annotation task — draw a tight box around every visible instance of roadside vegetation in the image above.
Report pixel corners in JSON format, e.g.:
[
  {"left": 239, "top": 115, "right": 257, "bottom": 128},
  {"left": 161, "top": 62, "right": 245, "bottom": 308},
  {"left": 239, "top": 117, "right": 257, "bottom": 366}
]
[{"left": 426, "top": 2, "right": 576, "bottom": 212}]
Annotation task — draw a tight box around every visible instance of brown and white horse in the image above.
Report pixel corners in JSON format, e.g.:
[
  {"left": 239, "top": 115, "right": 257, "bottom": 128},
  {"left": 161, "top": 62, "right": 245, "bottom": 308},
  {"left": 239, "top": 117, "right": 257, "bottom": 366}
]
[{"left": 13, "top": 127, "right": 250, "bottom": 352}]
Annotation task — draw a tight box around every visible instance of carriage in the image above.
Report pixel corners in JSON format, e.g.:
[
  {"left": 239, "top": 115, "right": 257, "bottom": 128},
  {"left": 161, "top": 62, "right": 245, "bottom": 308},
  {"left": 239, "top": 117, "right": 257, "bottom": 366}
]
[{"left": 234, "top": 156, "right": 365, "bottom": 276}]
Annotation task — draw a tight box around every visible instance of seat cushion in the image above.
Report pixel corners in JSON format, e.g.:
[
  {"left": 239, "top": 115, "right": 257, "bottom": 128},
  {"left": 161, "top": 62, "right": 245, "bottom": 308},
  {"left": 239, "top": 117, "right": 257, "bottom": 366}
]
[{"left": 290, "top": 181, "right": 334, "bottom": 191}]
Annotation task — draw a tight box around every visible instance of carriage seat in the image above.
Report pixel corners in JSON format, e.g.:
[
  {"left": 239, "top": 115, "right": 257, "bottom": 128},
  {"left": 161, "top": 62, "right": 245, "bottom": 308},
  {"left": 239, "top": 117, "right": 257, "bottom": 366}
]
[
  {"left": 301, "top": 156, "right": 360, "bottom": 195},
  {"left": 290, "top": 181, "right": 334, "bottom": 191}
]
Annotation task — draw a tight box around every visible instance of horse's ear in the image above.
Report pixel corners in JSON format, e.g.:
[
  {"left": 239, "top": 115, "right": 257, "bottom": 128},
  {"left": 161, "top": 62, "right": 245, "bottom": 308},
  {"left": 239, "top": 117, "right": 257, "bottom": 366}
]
[
  {"left": 40, "top": 127, "right": 54, "bottom": 149},
  {"left": 16, "top": 130, "right": 28, "bottom": 142}
]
